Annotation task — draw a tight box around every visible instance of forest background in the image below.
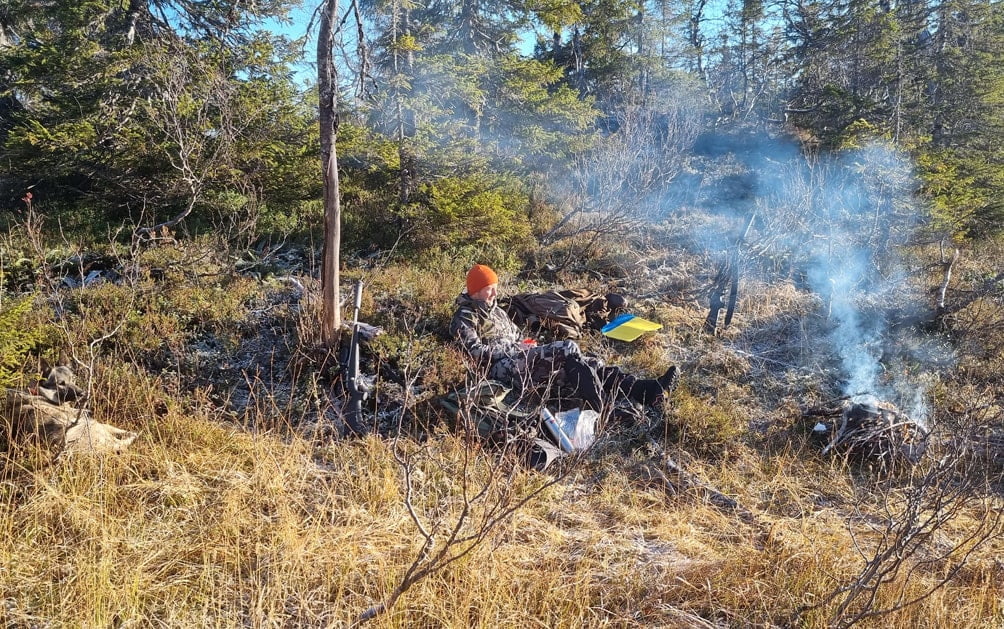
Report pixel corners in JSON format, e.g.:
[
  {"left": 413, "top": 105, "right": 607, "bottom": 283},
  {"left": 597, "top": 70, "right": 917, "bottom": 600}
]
[{"left": 2, "top": 0, "right": 1004, "bottom": 627}]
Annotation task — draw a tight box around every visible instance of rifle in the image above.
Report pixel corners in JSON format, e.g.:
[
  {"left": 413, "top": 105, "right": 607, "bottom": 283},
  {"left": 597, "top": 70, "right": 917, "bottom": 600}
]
[
  {"left": 704, "top": 212, "right": 756, "bottom": 335},
  {"left": 343, "top": 280, "right": 370, "bottom": 435}
]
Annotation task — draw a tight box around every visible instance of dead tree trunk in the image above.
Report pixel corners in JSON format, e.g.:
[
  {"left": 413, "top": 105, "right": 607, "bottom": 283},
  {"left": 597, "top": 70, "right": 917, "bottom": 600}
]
[{"left": 318, "top": 0, "right": 342, "bottom": 347}]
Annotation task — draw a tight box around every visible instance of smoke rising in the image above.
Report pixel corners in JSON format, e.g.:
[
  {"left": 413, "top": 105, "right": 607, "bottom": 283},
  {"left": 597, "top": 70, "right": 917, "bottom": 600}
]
[
  {"left": 804, "top": 144, "right": 935, "bottom": 421},
  {"left": 356, "top": 16, "right": 946, "bottom": 420},
  {"left": 807, "top": 251, "right": 884, "bottom": 398},
  {"left": 682, "top": 135, "right": 945, "bottom": 423}
]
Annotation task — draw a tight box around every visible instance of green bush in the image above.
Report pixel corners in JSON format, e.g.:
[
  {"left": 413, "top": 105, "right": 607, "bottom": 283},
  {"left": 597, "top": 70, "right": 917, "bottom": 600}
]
[
  {"left": 340, "top": 171, "right": 537, "bottom": 258},
  {"left": 0, "top": 297, "right": 44, "bottom": 388},
  {"left": 917, "top": 148, "right": 987, "bottom": 238},
  {"left": 414, "top": 175, "right": 532, "bottom": 249}
]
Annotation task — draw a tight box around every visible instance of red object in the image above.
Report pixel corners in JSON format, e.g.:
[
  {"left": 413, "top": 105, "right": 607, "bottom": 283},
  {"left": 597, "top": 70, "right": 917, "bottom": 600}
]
[{"left": 522, "top": 338, "right": 537, "bottom": 347}]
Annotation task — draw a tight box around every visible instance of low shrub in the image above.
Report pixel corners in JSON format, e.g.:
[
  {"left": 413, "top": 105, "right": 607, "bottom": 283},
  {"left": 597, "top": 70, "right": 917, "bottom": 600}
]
[
  {"left": 0, "top": 296, "right": 45, "bottom": 388},
  {"left": 663, "top": 384, "right": 748, "bottom": 459}
]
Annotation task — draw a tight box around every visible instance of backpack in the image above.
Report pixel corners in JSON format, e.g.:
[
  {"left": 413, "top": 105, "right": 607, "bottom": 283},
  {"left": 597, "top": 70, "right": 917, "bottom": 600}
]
[
  {"left": 556, "top": 288, "right": 626, "bottom": 331},
  {"left": 503, "top": 291, "right": 588, "bottom": 339},
  {"left": 502, "top": 289, "right": 626, "bottom": 340}
]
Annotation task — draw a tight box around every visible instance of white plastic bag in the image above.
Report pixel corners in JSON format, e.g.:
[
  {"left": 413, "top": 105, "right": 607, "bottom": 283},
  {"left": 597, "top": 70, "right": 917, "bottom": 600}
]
[{"left": 555, "top": 408, "right": 598, "bottom": 450}]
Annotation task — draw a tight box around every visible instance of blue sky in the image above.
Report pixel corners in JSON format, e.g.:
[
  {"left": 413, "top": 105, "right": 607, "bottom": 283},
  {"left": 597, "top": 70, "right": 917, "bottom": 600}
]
[
  {"left": 263, "top": 2, "right": 319, "bottom": 84},
  {"left": 267, "top": 0, "right": 735, "bottom": 86}
]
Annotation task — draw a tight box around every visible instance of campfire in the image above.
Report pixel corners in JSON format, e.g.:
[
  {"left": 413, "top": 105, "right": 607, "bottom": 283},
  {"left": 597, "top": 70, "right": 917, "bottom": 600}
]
[{"left": 805, "top": 396, "right": 928, "bottom": 467}]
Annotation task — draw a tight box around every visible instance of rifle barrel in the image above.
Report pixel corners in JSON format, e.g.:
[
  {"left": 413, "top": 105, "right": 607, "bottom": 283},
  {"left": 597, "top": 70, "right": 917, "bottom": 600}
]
[
  {"left": 352, "top": 280, "right": 364, "bottom": 323},
  {"left": 344, "top": 279, "right": 367, "bottom": 436}
]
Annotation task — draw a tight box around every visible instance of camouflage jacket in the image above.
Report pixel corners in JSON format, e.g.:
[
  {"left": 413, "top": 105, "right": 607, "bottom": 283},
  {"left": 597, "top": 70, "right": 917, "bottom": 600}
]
[{"left": 449, "top": 292, "right": 524, "bottom": 364}]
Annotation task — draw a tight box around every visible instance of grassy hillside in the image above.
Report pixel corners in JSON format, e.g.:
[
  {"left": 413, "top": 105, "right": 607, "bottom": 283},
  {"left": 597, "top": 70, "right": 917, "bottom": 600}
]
[{"left": 2, "top": 216, "right": 1004, "bottom": 627}]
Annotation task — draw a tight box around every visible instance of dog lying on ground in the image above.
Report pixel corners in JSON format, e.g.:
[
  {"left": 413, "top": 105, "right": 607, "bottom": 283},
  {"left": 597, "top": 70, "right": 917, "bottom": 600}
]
[{"left": 3, "top": 365, "right": 137, "bottom": 454}]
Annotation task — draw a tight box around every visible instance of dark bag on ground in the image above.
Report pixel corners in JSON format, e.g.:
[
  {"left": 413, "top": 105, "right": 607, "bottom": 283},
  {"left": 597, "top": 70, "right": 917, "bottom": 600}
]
[{"left": 502, "top": 289, "right": 626, "bottom": 340}]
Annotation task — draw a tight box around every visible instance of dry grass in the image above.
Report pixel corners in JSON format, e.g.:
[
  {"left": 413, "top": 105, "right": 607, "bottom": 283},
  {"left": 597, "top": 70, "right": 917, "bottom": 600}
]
[
  {"left": 4, "top": 372, "right": 1003, "bottom": 627},
  {"left": 3, "top": 233, "right": 1004, "bottom": 628}
]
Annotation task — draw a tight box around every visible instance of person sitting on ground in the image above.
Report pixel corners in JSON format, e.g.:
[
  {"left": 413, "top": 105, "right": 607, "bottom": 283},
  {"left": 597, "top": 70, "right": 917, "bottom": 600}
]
[{"left": 449, "top": 263, "right": 679, "bottom": 410}]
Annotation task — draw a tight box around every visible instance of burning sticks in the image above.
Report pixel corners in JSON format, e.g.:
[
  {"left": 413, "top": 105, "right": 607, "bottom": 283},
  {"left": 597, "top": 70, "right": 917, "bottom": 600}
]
[{"left": 805, "top": 396, "right": 929, "bottom": 468}]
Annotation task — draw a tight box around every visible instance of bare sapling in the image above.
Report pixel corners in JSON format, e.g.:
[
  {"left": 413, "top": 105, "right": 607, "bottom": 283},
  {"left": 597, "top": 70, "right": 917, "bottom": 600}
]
[
  {"left": 802, "top": 408, "right": 1004, "bottom": 628},
  {"left": 355, "top": 343, "right": 575, "bottom": 624}
]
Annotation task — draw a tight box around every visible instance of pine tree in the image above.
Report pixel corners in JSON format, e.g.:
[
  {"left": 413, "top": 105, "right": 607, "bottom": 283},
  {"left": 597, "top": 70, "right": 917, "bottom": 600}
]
[
  {"left": 345, "top": 0, "right": 598, "bottom": 251},
  {"left": 918, "top": 0, "right": 1004, "bottom": 235},
  {"left": 0, "top": 0, "right": 314, "bottom": 232}
]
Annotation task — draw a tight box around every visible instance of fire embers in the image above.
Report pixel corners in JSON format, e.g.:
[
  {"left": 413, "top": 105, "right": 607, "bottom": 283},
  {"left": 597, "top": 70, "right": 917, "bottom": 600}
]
[{"left": 806, "top": 396, "right": 928, "bottom": 468}]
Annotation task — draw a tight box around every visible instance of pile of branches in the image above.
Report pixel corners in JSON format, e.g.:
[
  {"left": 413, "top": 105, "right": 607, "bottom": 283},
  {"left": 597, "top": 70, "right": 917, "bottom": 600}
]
[{"left": 805, "top": 396, "right": 929, "bottom": 469}]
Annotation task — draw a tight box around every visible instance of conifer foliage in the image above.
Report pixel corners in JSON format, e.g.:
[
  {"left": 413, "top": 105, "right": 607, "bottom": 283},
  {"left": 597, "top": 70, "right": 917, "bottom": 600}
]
[{"left": 1, "top": 0, "right": 1004, "bottom": 237}]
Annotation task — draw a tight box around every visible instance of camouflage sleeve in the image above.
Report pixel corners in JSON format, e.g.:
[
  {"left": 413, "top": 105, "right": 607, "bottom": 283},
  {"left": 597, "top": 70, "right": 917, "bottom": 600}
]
[{"left": 449, "top": 307, "right": 519, "bottom": 363}]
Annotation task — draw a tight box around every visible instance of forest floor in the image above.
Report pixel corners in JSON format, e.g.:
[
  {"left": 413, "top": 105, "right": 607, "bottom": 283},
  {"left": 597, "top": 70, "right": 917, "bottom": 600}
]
[{"left": 2, "top": 224, "right": 1004, "bottom": 628}]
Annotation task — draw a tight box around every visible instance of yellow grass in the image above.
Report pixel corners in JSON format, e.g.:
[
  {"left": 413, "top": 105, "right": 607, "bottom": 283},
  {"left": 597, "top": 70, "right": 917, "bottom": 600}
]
[
  {"left": 4, "top": 239, "right": 1004, "bottom": 628},
  {"left": 4, "top": 391, "right": 1004, "bottom": 628}
]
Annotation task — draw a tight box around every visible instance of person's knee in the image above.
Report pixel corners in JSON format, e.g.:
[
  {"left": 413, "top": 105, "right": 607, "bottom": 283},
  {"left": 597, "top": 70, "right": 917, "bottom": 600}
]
[{"left": 557, "top": 340, "right": 581, "bottom": 357}]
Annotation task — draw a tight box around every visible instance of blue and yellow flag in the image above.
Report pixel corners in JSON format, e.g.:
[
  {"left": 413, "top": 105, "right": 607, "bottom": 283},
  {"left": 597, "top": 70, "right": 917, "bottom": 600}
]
[{"left": 601, "top": 313, "right": 662, "bottom": 342}]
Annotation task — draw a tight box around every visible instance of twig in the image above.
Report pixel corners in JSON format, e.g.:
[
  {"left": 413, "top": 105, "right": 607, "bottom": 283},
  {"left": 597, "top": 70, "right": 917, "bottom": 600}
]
[
  {"left": 936, "top": 242, "right": 960, "bottom": 313},
  {"left": 729, "top": 347, "right": 808, "bottom": 372}
]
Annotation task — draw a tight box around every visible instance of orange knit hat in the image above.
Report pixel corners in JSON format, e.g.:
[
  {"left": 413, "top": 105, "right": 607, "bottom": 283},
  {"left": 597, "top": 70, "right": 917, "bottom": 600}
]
[{"left": 466, "top": 264, "right": 498, "bottom": 295}]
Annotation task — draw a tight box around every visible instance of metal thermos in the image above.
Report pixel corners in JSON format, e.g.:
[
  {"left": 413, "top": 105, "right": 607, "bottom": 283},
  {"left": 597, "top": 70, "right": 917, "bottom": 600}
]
[{"left": 541, "top": 408, "right": 574, "bottom": 453}]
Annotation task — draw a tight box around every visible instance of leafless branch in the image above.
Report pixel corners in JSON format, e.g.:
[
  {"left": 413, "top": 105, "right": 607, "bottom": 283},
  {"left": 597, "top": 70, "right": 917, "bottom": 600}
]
[
  {"left": 798, "top": 415, "right": 1004, "bottom": 628},
  {"left": 355, "top": 337, "right": 575, "bottom": 624},
  {"left": 936, "top": 241, "right": 960, "bottom": 313}
]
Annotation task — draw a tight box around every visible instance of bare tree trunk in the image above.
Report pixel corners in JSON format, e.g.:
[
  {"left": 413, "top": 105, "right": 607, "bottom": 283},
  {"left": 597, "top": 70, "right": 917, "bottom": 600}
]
[
  {"left": 689, "top": 0, "right": 707, "bottom": 77},
  {"left": 125, "top": 0, "right": 144, "bottom": 46},
  {"left": 392, "top": 0, "right": 417, "bottom": 204},
  {"left": 318, "top": 0, "right": 342, "bottom": 347}
]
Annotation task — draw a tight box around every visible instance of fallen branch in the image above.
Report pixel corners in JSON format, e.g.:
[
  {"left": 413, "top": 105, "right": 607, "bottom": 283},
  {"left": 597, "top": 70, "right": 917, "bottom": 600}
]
[
  {"left": 133, "top": 197, "right": 195, "bottom": 239},
  {"left": 648, "top": 437, "right": 755, "bottom": 522},
  {"left": 936, "top": 242, "right": 960, "bottom": 313}
]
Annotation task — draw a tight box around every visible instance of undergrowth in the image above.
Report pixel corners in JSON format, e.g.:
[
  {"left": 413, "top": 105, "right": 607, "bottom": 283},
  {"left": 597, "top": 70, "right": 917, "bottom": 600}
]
[
  {"left": 0, "top": 296, "right": 44, "bottom": 388},
  {"left": 2, "top": 225, "right": 1004, "bottom": 627}
]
